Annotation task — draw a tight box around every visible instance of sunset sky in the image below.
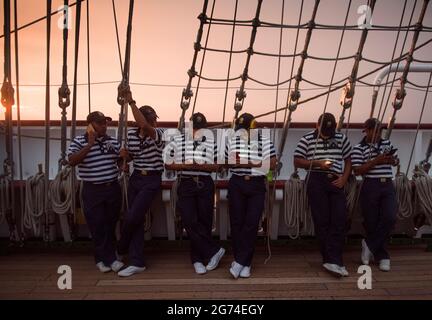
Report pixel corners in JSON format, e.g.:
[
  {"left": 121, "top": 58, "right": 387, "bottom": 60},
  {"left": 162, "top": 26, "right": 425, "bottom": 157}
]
[{"left": 1, "top": 0, "right": 432, "bottom": 124}]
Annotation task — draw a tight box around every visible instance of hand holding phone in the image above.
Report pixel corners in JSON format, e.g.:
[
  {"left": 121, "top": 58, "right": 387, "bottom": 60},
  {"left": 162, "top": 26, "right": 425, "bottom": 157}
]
[
  {"left": 87, "top": 124, "right": 96, "bottom": 146},
  {"left": 386, "top": 148, "right": 398, "bottom": 156}
]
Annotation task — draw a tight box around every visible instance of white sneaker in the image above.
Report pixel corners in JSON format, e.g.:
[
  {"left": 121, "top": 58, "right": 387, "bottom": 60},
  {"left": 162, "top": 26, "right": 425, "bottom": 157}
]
[
  {"left": 110, "top": 260, "right": 124, "bottom": 272},
  {"left": 239, "top": 266, "right": 251, "bottom": 278},
  {"left": 379, "top": 259, "right": 391, "bottom": 272},
  {"left": 361, "top": 239, "right": 374, "bottom": 265},
  {"left": 339, "top": 266, "right": 349, "bottom": 277},
  {"left": 206, "top": 248, "right": 226, "bottom": 271},
  {"left": 117, "top": 265, "right": 146, "bottom": 277},
  {"left": 193, "top": 262, "right": 207, "bottom": 275},
  {"left": 229, "top": 261, "right": 244, "bottom": 279},
  {"left": 323, "top": 263, "right": 343, "bottom": 278},
  {"left": 96, "top": 262, "right": 111, "bottom": 273}
]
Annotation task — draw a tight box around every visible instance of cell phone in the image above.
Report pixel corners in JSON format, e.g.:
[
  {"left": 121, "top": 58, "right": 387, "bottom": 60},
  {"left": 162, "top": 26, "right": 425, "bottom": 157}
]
[
  {"left": 86, "top": 123, "right": 95, "bottom": 135},
  {"left": 386, "top": 148, "right": 398, "bottom": 156}
]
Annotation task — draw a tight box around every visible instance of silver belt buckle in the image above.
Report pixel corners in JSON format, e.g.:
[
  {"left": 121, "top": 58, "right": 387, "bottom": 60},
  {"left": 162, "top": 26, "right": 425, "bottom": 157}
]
[
  {"left": 327, "top": 173, "right": 334, "bottom": 179},
  {"left": 141, "top": 169, "right": 148, "bottom": 176},
  {"left": 244, "top": 175, "right": 251, "bottom": 181},
  {"left": 380, "top": 177, "right": 387, "bottom": 183}
]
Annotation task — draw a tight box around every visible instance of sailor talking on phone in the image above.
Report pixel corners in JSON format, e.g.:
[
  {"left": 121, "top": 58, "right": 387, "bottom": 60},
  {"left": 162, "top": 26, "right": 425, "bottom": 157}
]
[
  {"left": 68, "top": 111, "right": 124, "bottom": 273},
  {"left": 293, "top": 112, "right": 352, "bottom": 278},
  {"left": 351, "top": 118, "right": 399, "bottom": 272}
]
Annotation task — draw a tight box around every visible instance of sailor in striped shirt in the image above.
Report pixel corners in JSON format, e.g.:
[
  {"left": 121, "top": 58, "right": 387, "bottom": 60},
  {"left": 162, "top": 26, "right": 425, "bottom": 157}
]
[
  {"left": 117, "top": 90, "right": 165, "bottom": 277},
  {"left": 166, "top": 113, "right": 225, "bottom": 275},
  {"left": 68, "top": 111, "right": 124, "bottom": 274},
  {"left": 352, "top": 118, "right": 399, "bottom": 272},
  {"left": 293, "top": 112, "right": 352, "bottom": 278},
  {"left": 225, "top": 113, "right": 277, "bottom": 279}
]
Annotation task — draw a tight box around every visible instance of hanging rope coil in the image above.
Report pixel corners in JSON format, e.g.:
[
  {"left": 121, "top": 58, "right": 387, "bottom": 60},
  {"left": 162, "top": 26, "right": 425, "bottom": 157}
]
[
  {"left": 394, "top": 166, "right": 413, "bottom": 219},
  {"left": 283, "top": 172, "right": 312, "bottom": 239},
  {"left": 50, "top": 165, "right": 78, "bottom": 216},
  {"left": 24, "top": 170, "right": 46, "bottom": 237},
  {"left": 412, "top": 166, "right": 432, "bottom": 225}
]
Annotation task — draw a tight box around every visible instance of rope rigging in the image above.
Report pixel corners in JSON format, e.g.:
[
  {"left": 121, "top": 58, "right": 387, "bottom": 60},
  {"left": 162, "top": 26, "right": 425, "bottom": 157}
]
[
  {"left": 337, "top": 0, "right": 376, "bottom": 132},
  {"left": 2, "top": 0, "right": 432, "bottom": 245},
  {"left": 232, "top": 0, "right": 263, "bottom": 122},
  {"left": 385, "top": 0, "right": 430, "bottom": 140},
  {"left": 115, "top": 0, "right": 135, "bottom": 218},
  {"left": 13, "top": 0, "right": 25, "bottom": 244},
  {"left": 1, "top": 0, "right": 21, "bottom": 244},
  {"left": 375, "top": 1, "right": 419, "bottom": 128},
  {"left": 178, "top": 0, "right": 211, "bottom": 131},
  {"left": 50, "top": 0, "right": 78, "bottom": 242},
  {"left": 43, "top": 0, "right": 54, "bottom": 242}
]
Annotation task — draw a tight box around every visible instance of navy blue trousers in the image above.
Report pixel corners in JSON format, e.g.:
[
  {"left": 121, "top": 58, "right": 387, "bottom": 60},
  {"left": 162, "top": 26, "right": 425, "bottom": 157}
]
[
  {"left": 306, "top": 172, "right": 347, "bottom": 266},
  {"left": 118, "top": 171, "right": 161, "bottom": 267},
  {"left": 228, "top": 175, "right": 266, "bottom": 266},
  {"left": 81, "top": 181, "right": 121, "bottom": 266},
  {"left": 360, "top": 178, "right": 397, "bottom": 261},
  {"left": 176, "top": 175, "right": 220, "bottom": 264}
]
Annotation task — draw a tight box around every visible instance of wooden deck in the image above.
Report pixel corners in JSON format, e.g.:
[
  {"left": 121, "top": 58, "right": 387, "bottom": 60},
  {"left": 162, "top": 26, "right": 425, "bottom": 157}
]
[{"left": 1, "top": 242, "right": 432, "bottom": 300}]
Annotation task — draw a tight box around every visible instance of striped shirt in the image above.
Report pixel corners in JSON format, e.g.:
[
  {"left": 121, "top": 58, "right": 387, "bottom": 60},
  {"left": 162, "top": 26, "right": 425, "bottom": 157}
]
[
  {"left": 127, "top": 127, "right": 165, "bottom": 172},
  {"left": 225, "top": 132, "right": 276, "bottom": 177},
  {"left": 67, "top": 134, "right": 120, "bottom": 183},
  {"left": 293, "top": 130, "right": 352, "bottom": 174},
  {"left": 351, "top": 138, "right": 396, "bottom": 178},
  {"left": 173, "top": 133, "right": 217, "bottom": 177}
]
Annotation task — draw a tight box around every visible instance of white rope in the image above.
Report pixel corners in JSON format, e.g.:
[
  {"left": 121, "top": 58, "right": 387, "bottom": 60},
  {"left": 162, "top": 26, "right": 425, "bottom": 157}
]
[
  {"left": 23, "top": 172, "right": 46, "bottom": 237},
  {"left": 394, "top": 170, "right": 413, "bottom": 219},
  {"left": 50, "top": 165, "right": 77, "bottom": 215},
  {"left": 283, "top": 172, "right": 313, "bottom": 239},
  {"left": 412, "top": 166, "right": 432, "bottom": 225}
]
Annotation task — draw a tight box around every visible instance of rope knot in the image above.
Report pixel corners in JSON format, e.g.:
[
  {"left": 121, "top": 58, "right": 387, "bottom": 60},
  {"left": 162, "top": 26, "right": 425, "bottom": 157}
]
[
  {"left": 198, "top": 13, "right": 207, "bottom": 24},
  {"left": 290, "top": 90, "right": 301, "bottom": 102},
  {"left": 295, "top": 74, "right": 302, "bottom": 82},
  {"left": 187, "top": 68, "right": 197, "bottom": 78},
  {"left": 236, "top": 89, "right": 247, "bottom": 101},
  {"left": 117, "top": 81, "right": 130, "bottom": 106},
  {"left": 252, "top": 18, "right": 261, "bottom": 28},
  {"left": 241, "top": 72, "right": 249, "bottom": 82},
  {"left": 194, "top": 42, "right": 202, "bottom": 51},
  {"left": 1, "top": 80, "right": 15, "bottom": 108},
  {"left": 308, "top": 20, "right": 315, "bottom": 29},
  {"left": 58, "top": 84, "right": 71, "bottom": 109},
  {"left": 301, "top": 51, "right": 308, "bottom": 59},
  {"left": 247, "top": 47, "right": 254, "bottom": 56}
]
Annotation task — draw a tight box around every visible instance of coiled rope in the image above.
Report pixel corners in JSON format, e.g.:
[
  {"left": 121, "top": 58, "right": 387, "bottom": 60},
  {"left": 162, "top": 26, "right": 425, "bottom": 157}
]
[{"left": 23, "top": 170, "right": 46, "bottom": 237}]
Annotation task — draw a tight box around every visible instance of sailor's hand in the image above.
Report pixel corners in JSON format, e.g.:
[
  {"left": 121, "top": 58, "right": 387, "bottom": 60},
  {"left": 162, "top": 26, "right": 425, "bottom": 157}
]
[
  {"left": 87, "top": 130, "right": 96, "bottom": 147},
  {"left": 125, "top": 90, "right": 135, "bottom": 105},
  {"left": 316, "top": 160, "right": 332, "bottom": 170},
  {"left": 375, "top": 154, "right": 393, "bottom": 165},
  {"left": 119, "top": 148, "right": 129, "bottom": 159},
  {"left": 332, "top": 175, "right": 346, "bottom": 189}
]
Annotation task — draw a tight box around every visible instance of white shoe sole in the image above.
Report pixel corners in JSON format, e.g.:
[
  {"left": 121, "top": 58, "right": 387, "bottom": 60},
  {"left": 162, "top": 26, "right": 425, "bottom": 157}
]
[
  {"left": 229, "top": 268, "right": 240, "bottom": 279},
  {"left": 206, "top": 248, "right": 226, "bottom": 271}
]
